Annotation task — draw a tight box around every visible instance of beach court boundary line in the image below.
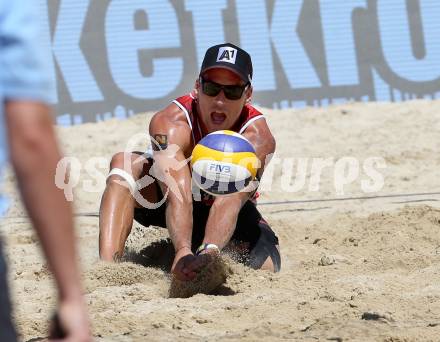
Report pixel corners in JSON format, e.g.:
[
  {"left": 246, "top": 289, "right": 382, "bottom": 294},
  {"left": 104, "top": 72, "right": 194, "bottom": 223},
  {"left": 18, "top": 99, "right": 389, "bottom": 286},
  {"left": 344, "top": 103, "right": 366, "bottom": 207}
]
[{"left": 2, "top": 191, "right": 440, "bottom": 220}]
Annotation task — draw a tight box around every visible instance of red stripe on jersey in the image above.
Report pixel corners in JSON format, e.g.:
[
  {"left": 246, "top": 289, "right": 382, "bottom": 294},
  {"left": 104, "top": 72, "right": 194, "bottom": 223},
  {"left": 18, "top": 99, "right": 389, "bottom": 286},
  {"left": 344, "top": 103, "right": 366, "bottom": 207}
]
[{"left": 173, "top": 94, "right": 264, "bottom": 145}]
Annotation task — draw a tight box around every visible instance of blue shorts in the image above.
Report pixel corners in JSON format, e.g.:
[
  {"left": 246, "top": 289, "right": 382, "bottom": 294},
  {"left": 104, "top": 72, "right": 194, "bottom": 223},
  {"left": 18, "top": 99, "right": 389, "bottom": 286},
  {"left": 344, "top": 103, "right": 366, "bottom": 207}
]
[{"left": 0, "top": 240, "right": 17, "bottom": 342}]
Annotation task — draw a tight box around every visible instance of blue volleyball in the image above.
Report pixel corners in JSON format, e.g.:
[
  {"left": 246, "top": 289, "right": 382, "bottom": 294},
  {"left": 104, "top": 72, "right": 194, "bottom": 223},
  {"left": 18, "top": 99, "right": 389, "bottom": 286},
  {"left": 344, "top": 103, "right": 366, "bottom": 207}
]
[{"left": 191, "top": 130, "right": 259, "bottom": 196}]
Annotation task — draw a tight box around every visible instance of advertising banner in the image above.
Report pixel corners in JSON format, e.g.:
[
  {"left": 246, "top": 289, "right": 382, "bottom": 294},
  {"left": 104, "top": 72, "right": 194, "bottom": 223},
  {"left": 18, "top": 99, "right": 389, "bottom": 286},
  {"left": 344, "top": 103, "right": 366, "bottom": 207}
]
[{"left": 40, "top": 1, "right": 440, "bottom": 124}]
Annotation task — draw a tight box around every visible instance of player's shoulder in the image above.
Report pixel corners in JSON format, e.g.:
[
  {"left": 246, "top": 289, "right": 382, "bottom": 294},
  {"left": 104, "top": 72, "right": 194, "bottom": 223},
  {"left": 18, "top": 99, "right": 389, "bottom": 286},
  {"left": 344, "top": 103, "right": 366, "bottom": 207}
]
[
  {"left": 243, "top": 106, "right": 272, "bottom": 136},
  {"left": 242, "top": 110, "right": 276, "bottom": 153},
  {"left": 149, "top": 100, "right": 193, "bottom": 150},
  {"left": 149, "top": 101, "right": 190, "bottom": 132}
]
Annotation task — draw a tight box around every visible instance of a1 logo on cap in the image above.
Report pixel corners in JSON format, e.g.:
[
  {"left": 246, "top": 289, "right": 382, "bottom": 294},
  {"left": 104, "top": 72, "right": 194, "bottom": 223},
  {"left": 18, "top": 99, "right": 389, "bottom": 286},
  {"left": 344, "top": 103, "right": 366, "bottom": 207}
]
[{"left": 216, "top": 47, "right": 237, "bottom": 64}]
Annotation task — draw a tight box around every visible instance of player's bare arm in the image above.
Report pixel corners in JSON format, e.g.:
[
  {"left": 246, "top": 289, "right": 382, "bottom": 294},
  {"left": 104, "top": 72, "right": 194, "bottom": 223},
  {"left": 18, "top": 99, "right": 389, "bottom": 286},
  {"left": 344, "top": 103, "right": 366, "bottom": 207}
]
[
  {"left": 201, "top": 119, "right": 276, "bottom": 250},
  {"left": 149, "top": 105, "right": 198, "bottom": 280}
]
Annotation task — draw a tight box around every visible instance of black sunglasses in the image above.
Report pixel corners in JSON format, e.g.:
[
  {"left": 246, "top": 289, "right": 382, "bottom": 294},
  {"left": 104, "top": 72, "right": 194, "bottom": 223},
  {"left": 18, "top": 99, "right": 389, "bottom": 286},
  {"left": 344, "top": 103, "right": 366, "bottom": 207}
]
[{"left": 200, "top": 77, "right": 249, "bottom": 100}]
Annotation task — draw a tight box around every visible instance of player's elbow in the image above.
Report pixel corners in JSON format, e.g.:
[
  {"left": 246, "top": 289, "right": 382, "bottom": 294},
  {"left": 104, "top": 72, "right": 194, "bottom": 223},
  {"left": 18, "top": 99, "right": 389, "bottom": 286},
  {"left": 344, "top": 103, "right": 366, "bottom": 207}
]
[
  {"left": 268, "top": 135, "right": 276, "bottom": 155},
  {"left": 261, "top": 136, "right": 276, "bottom": 168}
]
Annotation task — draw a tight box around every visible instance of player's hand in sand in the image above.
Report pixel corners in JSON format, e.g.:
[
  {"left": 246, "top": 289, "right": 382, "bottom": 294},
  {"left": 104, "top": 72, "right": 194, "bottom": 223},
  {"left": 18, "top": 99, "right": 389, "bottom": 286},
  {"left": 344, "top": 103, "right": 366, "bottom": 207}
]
[
  {"left": 49, "top": 297, "right": 91, "bottom": 342},
  {"left": 185, "top": 247, "right": 220, "bottom": 275},
  {"left": 171, "top": 247, "right": 198, "bottom": 281}
]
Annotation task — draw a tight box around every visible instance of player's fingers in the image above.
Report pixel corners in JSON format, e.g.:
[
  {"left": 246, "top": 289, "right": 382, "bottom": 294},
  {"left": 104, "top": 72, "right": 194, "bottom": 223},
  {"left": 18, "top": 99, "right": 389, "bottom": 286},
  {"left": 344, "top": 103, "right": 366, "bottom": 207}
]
[
  {"left": 174, "top": 270, "right": 195, "bottom": 281},
  {"left": 186, "top": 254, "right": 211, "bottom": 272},
  {"left": 173, "top": 264, "right": 195, "bottom": 281},
  {"left": 182, "top": 265, "right": 198, "bottom": 278},
  {"left": 183, "top": 270, "right": 197, "bottom": 280},
  {"left": 172, "top": 268, "right": 188, "bottom": 281}
]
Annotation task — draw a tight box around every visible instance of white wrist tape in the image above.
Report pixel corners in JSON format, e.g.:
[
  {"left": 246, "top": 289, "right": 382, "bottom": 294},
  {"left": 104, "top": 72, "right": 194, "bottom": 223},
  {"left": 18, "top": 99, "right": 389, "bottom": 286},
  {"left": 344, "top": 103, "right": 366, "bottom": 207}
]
[{"left": 107, "top": 168, "right": 138, "bottom": 193}]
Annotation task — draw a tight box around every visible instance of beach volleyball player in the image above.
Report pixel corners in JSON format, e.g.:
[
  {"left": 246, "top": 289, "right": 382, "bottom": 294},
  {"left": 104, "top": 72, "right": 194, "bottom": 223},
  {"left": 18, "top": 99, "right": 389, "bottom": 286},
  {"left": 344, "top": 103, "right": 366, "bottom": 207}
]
[{"left": 99, "top": 43, "right": 281, "bottom": 280}]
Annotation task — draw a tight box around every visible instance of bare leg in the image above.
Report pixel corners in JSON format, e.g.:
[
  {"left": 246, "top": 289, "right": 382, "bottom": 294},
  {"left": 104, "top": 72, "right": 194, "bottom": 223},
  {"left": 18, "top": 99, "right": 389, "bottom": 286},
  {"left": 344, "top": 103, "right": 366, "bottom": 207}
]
[
  {"left": 225, "top": 242, "right": 280, "bottom": 272},
  {"left": 99, "top": 152, "right": 157, "bottom": 261},
  {"left": 259, "top": 245, "right": 280, "bottom": 272}
]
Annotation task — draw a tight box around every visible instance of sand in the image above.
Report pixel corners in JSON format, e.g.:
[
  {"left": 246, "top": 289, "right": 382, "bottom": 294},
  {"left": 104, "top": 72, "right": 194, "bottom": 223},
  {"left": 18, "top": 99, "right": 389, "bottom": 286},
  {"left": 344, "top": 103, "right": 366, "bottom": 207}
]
[{"left": 1, "top": 99, "right": 440, "bottom": 341}]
